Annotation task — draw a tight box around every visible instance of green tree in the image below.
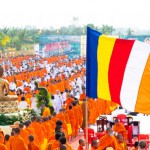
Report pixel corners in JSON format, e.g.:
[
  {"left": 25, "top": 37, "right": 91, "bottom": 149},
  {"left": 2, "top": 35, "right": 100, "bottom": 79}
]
[
  {"left": 126, "top": 28, "right": 133, "bottom": 36},
  {"left": 100, "top": 25, "right": 115, "bottom": 35}
]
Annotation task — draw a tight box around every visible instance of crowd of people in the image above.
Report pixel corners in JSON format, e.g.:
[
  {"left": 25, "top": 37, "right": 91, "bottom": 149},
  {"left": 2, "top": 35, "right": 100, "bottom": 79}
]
[{"left": 0, "top": 54, "right": 146, "bottom": 150}]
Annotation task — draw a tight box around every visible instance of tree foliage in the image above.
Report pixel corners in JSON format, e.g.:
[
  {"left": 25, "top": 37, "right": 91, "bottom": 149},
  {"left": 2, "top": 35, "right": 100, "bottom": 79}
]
[{"left": 0, "top": 22, "right": 117, "bottom": 51}]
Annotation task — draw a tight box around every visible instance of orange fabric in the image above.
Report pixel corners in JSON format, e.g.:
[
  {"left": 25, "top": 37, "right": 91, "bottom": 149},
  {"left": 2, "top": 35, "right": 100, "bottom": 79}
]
[
  {"left": 116, "top": 140, "right": 128, "bottom": 150},
  {"left": 0, "top": 143, "right": 7, "bottom": 150},
  {"left": 77, "top": 145, "right": 84, "bottom": 150},
  {"left": 0, "top": 131, "right": 4, "bottom": 144},
  {"left": 79, "top": 93, "right": 86, "bottom": 101},
  {"left": 135, "top": 55, "right": 150, "bottom": 114},
  {"left": 88, "top": 98, "right": 97, "bottom": 124},
  {"left": 5, "top": 141, "right": 10, "bottom": 150},
  {"left": 40, "top": 124, "right": 47, "bottom": 139},
  {"left": 48, "top": 120, "right": 55, "bottom": 130},
  {"left": 56, "top": 113, "right": 68, "bottom": 135},
  {"left": 48, "top": 130, "right": 55, "bottom": 142},
  {"left": 66, "top": 109, "right": 76, "bottom": 136},
  {"left": 66, "top": 98, "right": 74, "bottom": 109},
  {"left": 50, "top": 140, "right": 59, "bottom": 150},
  {"left": 91, "top": 147, "right": 97, "bottom": 150},
  {"left": 66, "top": 143, "right": 73, "bottom": 150},
  {"left": 10, "top": 135, "right": 27, "bottom": 150},
  {"left": 42, "top": 122, "right": 52, "bottom": 138},
  {"left": 20, "top": 129, "right": 29, "bottom": 146},
  {"left": 28, "top": 142, "right": 39, "bottom": 150},
  {"left": 42, "top": 107, "right": 51, "bottom": 117},
  {"left": 98, "top": 134, "right": 118, "bottom": 150},
  {"left": 31, "top": 122, "right": 44, "bottom": 144},
  {"left": 130, "top": 148, "right": 138, "bottom": 150},
  {"left": 76, "top": 105, "right": 83, "bottom": 127},
  {"left": 113, "top": 123, "right": 127, "bottom": 140},
  {"left": 72, "top": 105, "right": 80, "bottom": 136}
]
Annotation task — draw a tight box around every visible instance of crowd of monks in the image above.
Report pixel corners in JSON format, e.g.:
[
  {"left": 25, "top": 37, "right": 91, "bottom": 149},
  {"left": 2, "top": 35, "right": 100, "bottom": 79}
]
[{"left": 0, "top": 55, "right": 121, "bottom": 150}]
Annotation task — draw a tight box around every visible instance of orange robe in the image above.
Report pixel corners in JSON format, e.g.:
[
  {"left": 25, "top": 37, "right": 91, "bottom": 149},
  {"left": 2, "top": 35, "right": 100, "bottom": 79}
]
[
  {"left": 90, "top": 147, "right": 97, "bottom": 150},
  {"left": 42, "top": 122, "right": 52, "bottom": 138},
  {"left": 50, "top": 140, "right": 59, "bottom": 150},
  {"left": 72, "top": 105, "right": 80, "bottom": 136},
  {"left": 79, "top": 92, "right": 86, "bottom": 101},
  {"left": 77, "top": 146, "right": 84, "bottom": 150},
  {"left": 113, "top": 123, "right": 127, "bottom": 140},
  {"left": 0, "top": 143, "right": 7, "bottom": 150},
  {"left": 25, "top": 126, "right": 39, "bottom": 144},
  {"left": 76, "top": 104, "right": 83, "bottom": 127},
  {"left": 66, "top": 109, "right": 76, "bottom": 136},
  {"left": 20, "top": 129, "right": 29, "bottom": 146},
  {"left": 56, "top": 113, "right": 68, "bottom": 136},
  {"left": 116, "top": 140, "right": 128, "bottom": 150},
  {"left": 5, "top": 141, "right": 10, "bottom": 150},
  {"left": 31, "top": 122, "right": 44, "bottom": 145},
  {"left": 66, "top": 98, "right": 74, "bottom": 109},
  {"left": 10, "top": 135, "right": 28, "bottom": 150},
  {"left": 42, "top": 107, "right": 51, "bottom": 117},
  {"left": 98, "top": 134, "right": 118, "bottom": 150},
  {"left": 28, "top": 142, "right": 39, "bottom": 150},
  {"left": 0, "top": 131, "right": 4, "bottom": 144}
]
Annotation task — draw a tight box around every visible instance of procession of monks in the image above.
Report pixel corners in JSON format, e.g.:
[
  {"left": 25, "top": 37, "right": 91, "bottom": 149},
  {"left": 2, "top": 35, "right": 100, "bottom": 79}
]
[{"left": 0, "top": 55, "right": 121, "bottom": 150}]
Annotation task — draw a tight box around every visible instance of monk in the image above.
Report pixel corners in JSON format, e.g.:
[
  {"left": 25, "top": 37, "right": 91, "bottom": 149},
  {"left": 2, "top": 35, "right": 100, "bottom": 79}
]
[
  {"left": 91, "top": 140, "right": 99, "bottom": 150},
  {"left": 4, "top": 135, "right": 10, "bottom": 150},
  {"left": 116, "top": 134, "right": 128, "bottom": 150},
  {"left": 65, "top": 94, "right": 74, "bottom": 109},
  {"left": 130, "top": 142, "right": 139, "bottom": 150},
  {"left": 72, "top": 102, "right": 80, "bottom": 136},
  {"left": 30, "top": 116, "right": 44, "bottom": 145},
  {"left": 0, "top": 143, "right": 7, "bottom": 150},
  {"left": 77, "top": 139, "right": 85, "bottom": 150},
  {"left": 59, "top": 137, "right": 73, "bottom": 150},
  {"left": 56, "top": 109, "right": 68, "bottom": 134},
  {"left": 28, "top": 135, "right": 39, "bottom": 150},
  {"left": 42, "top": 117, "right": 52, "bottom": 138},
  {"left": 0, "top": 129, "right": 4, "bottom": 144},
  {"left": 46, "top": 132, "right": 62, "bottom": 150},
  {"left": 42, "top": 104, "right": 51, "bottom": 117},
  {"left": 36, "top": 117, "right": 47, "bottom": 139},
  {"left": 79, "top": 89, "right": 86, "bottom": 101},
  {"left": 98, "top": 127, "right": 118, "bottom": 150},
  {"left": 113, "top": 119, "right": 127, "bottom": 140},
  {"left": 24, "top": 121, "right": 39, "bottom": 144},
  {"left": 10, "top": 128, "right": 28, "bottom": 150},
  {"left": 47, "top": 116, "right": 55, "bottom": 130},
  {"left": 51, "top": 112, "right": 59, "bottom": 124},
  {"left": 76, "top": 102, "right": 83, "bottom": 128},
  {"left": 19, "top": 123, "right": 29, "bottom": 146},
  {"left": 66, "top": 105, "right": 76, "bottom": 136}
]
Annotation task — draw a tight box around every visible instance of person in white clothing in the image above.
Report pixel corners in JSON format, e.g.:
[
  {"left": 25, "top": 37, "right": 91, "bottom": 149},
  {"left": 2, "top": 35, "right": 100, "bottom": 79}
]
[
  {"left": 9, "top": 81, "right": 16, "bottom": 91},
  {"left": 18, "top": 97, "right": 28, "bottom": 109},
  {"left": 31, "top": 94, "right": 37, "bottom": 111},
  {"left": 54, "top": 90, "right": 62, "bottom": 114}
]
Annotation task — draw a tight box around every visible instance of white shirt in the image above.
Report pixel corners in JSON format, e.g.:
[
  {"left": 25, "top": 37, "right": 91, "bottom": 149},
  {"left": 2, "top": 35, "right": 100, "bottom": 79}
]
[{"left": 9, "top": 82, "right": 16, "bottom": 91}]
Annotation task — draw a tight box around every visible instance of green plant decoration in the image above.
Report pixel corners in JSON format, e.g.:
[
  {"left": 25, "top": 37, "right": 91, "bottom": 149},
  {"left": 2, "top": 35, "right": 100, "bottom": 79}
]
[{"left": 34, "top": 81, "right": 53, "bottom": 113}]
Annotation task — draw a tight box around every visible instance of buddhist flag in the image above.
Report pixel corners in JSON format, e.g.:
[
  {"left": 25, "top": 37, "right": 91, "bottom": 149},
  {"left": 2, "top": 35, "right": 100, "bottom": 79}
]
[{"left": 86, "top": 27, "right": 150, "bottom": 114}]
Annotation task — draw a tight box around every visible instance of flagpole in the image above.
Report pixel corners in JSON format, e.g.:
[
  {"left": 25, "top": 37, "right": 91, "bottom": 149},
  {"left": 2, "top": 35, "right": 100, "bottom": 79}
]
[{"left": 85, "top": 97, "right": 88, "bottom": 150}]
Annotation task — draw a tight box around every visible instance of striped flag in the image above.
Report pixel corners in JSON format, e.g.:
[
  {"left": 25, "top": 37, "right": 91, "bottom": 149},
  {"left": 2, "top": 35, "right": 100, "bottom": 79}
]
[{"left": 86, "top": 27, "right": 150, "bottom": 114}]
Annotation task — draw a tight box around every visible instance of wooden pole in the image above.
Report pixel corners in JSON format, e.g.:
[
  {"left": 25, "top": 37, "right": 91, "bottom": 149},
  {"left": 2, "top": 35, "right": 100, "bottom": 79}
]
[{"left": 85, "top": 98, "right": 88, "bottom": 150}]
